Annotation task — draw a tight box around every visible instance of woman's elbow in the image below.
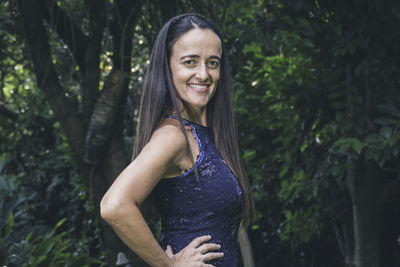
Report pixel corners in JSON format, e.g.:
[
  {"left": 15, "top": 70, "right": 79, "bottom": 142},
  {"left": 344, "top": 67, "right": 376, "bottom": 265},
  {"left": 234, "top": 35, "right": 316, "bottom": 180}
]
[
  {"left": 100, "top": 196, "right": 119, "bottom": 223},
  {"left": 100, "top": 195, "right": 138, "bottom": 224}
]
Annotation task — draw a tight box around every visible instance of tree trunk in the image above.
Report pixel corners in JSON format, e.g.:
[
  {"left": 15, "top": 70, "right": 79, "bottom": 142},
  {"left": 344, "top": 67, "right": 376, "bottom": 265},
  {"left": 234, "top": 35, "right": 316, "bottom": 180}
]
[
  {"left": 334, "top": 222, "right": 355, "bottom": 267},
  {"left": 17, "top": 0, "right": 145, "bottom": 265},
  {"left": 352, "top": 200, "right": 380, "bottom": 267},
  {"left": 348, "top": 161, "right": 382, "bottom": 267}
]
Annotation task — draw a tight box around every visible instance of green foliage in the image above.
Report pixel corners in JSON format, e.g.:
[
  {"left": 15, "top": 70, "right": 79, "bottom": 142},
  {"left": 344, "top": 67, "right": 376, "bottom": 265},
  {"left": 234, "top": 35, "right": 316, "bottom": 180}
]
[
  {"left": 4, "top": 218, "right": 102, "bottom": 267},
  {"left": 0, "top": 1, "right": 105, "bottom": 264},
  {"left": 0, "top": 154, "right": 103, "bottom": 266},
  {"left": 225, "top": 0, "right": 400, "bottom": 266},
  {"left": 0, "top": 213, "right": 15, "bottom": 263},
  {"left": 0, "top": 88, "right": 104, "bottom": 265},
  {"left": 219, "top": 1, "right": 332, "bottom": 265}
]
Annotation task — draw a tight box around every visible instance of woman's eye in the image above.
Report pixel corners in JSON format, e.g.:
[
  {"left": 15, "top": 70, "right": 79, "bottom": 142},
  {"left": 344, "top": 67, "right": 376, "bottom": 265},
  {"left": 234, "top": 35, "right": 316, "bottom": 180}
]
[
  {"left": 208, "top": 60, "right": 220, "bottom": 68},
  {"left": 184, "top": 60, "right": 195, "bottom": 66}
]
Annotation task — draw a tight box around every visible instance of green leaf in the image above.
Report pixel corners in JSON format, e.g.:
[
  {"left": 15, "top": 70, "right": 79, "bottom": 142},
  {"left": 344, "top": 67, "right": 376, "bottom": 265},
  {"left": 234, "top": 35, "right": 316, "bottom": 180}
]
[
  {"left": 243, "top": 42, "right": 262, "bottom": 58},
  {"left": 365, "top": 134, "right": 382, "bottom": 143},
  {"left": 352, "top": 140, "right": 364, "bottom": 155},
  {"left": 378, "top": 104, "right": 400, "bottom": 118},
  {"left": 0, "top": 153, "right": 10, "bottom": 173},
  {"left": 242, "top": 150, "right": 256, "bottom": 162},
  {"left": 393, "top": 147, "right": 400, "bottom": 157},
  {"left": 54, "top": 218, "right": 67, "bottom": 231},
  {"left": 279, "top": 165, "right": 290, "bottom": 178},
  {"left": 331, "top": 165, "right": 342, "bottom": 177},
  {"left": 332, "top": 137, "right": 364, "bottom": 155},
  {"left": 380, "top": 126, "right": 392, "bottom": 138},
  {"left": 4, "top": 212, "right": 14, "bottom": 240},
  {"left": 373, "top": 117, "right": 397, "bottom": 125},
  {"left": 285, "top": 210, "right": 293, "bottom": 219}
]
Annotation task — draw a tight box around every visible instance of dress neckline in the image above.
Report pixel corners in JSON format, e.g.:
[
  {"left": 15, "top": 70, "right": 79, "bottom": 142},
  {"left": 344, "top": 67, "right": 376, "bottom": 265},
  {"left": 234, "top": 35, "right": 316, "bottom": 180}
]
[{"left": 167, "top": 115, "right": 209, "bottom": 128}]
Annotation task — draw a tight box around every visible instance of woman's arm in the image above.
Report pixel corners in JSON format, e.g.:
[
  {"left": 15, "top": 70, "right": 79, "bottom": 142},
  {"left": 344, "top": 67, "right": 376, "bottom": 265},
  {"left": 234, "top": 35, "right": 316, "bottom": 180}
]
[
  {"left": 100, "top": 125, "right": 184, "bottom": 266},
  {"left": 100, "top": 124, "right": 223, "bottom": 267}
]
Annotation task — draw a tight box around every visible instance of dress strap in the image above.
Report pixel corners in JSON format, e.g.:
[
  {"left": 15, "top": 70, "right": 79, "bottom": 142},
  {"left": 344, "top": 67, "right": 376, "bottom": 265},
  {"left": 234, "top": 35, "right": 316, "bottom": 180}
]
[
  {"left": 166, "top": 115, "right": 190, "bottom": 126},
  {"left": 165, "top": 114, "right": 204, "bottom": 178}
]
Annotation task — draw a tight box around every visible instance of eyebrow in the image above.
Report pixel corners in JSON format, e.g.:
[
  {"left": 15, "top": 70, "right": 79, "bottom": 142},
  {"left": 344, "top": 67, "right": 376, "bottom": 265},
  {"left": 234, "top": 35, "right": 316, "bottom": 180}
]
[{"left": 180, "top": 55, "right": 221, "bottom": 61}]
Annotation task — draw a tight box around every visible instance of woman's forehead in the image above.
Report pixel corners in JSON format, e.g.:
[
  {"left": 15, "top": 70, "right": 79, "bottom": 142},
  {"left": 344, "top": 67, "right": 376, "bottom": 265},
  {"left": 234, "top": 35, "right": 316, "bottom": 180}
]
[{"left": 170, "top": 28, "right": 222, "bottom": 57}]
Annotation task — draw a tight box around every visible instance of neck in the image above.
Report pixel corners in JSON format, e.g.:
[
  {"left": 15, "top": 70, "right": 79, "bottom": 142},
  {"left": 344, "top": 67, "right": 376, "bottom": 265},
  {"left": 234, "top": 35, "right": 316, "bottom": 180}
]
[{"left": 174, "top": 103, "right": 207, "bottom": 126}]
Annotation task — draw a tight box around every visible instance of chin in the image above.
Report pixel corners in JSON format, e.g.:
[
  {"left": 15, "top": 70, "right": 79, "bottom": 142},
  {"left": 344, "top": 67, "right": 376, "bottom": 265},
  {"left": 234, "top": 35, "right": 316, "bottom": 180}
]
[{"left": 193, "top": 100, "right": 211, "bottom": 107}]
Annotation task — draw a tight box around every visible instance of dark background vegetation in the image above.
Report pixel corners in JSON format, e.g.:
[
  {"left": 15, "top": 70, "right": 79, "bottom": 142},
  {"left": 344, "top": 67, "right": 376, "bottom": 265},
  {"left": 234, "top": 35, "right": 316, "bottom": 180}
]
[{"left": 1, "top": 0, "right": 400, "bottom": 266}]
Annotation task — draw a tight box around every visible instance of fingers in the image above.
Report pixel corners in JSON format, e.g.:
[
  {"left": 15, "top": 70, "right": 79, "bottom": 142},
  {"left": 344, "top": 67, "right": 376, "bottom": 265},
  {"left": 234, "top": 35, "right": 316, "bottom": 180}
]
[
  {"left": 198, "top": 243, "right": 221, "bottom": 254},
  {"left": 202, "top": 252, "right": 224, "bottom": 262},
  {"left": 188, "top": 235, "right": 212, "bottom": 248},
  {"left": 178, "top": 236, "right": 223, "bottom": 266},
  {"left": 165, "top": 245, "right": 173, "bottom": 257}
]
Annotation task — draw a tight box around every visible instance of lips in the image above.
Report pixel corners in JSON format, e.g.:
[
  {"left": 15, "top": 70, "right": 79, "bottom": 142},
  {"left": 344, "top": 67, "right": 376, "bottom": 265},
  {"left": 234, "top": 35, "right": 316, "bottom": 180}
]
[{"left": 188, "top": 83, "right": 209, "bottom": 93}]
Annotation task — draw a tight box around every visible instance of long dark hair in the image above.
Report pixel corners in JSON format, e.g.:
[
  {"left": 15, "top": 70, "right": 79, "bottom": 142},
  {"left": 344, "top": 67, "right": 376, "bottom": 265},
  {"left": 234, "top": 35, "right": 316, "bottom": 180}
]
[{"left": 134, "top": 13, "right": 254, "bottom": 226}]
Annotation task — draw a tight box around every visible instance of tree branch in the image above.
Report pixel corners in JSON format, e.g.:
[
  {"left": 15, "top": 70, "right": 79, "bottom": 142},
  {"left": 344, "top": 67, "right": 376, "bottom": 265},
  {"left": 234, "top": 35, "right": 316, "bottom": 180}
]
[
  {"left": 84, "top": 69, "right": 128, "bottom": 164},
  {"left": 84, "top": 0, "right": 143, "bottom": 164},
  {"left": 334, "top": 224, "right": 345, "bottom": 259},
  {"left": 342, "top": 222, "right": 355, "bottom": 265},
  {"left": 0, "top": 70, "right": 5, "bottom": 99},
  {"left": 17, "top": 0, "right": 86, "bottom": 160},
  {"left": 78, "top": 0, "right": 107, "bottom": 125},
  {"left": 39, "top": 0, "right": 88, "bottom": 70},
  {"left": 110, "top": 0, "right": 142, "bottom": 71}
]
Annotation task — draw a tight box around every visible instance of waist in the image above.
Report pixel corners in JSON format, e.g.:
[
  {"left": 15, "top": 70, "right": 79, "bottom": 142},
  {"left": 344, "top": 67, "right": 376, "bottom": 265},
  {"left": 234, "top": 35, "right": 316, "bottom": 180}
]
[
  {"left": 159, "top": 230, "right": 239, "bottom": 267},
  {"left": 160, "top": 213, "right": 241, "bottom": 235}
]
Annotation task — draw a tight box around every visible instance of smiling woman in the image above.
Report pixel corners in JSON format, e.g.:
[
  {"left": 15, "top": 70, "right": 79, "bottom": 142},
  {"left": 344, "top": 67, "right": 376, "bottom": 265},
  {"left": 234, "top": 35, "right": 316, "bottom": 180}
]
[
  {"left": 100, "top": 13, "right": 254, "bottom": 267},
  {"left": 169, "top": 28, "right": 221, "bottom": 113}
]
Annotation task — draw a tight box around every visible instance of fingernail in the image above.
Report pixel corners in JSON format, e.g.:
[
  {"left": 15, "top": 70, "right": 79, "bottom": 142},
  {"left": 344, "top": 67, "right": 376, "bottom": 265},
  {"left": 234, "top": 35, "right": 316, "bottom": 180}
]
[{"left": 208, "top": 235, "right": 211, "bottom": 238}]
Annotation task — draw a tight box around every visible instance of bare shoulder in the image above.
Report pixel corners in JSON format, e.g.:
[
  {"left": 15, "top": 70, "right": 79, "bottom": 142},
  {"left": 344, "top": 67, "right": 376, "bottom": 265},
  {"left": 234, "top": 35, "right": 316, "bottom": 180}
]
[
  {"left": 144, "top": 118, "right": 189, "bottom": 161},
  {"left": 100, "top": 119, "right": 189, "bottom": 207},
  {"left": 151, "top": 118, "right": 186, "bottom": 145}
]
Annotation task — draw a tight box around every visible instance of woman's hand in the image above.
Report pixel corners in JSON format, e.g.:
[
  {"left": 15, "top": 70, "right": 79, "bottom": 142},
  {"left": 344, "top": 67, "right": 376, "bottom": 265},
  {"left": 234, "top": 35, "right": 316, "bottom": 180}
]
[{"left": 165, "top": 235, "right": 224, "bottom": 267}]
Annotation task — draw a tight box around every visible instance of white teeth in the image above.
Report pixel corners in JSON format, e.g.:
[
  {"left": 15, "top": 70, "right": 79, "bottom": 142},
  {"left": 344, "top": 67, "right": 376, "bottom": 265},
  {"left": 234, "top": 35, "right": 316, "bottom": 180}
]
[{"left": 189, "top": 84, "right": 208, "bottom": 89}]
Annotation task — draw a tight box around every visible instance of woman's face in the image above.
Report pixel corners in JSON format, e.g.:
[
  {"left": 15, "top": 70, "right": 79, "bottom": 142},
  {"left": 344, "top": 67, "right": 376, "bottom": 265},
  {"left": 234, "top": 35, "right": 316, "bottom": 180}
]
[{"left": 169, "top": 28, "right": 222, "bottom": 110}]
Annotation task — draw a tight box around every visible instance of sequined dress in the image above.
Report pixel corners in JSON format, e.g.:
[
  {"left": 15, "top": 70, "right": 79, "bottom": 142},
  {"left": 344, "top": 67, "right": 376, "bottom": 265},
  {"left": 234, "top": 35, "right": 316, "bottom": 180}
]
[{"left": 153, "top": 116, "right": 243, "bottom": 266}]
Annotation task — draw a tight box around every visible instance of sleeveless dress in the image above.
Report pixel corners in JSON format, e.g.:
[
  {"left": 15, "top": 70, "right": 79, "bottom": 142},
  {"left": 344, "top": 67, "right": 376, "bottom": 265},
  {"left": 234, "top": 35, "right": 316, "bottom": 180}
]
[{"left": 153, "top": 116, "right": 243, "bottom": 266}]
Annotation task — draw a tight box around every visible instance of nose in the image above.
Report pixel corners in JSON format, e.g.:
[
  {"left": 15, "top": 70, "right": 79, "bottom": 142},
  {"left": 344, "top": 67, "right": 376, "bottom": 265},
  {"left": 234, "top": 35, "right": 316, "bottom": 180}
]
[{"left": 195, "top": 63, "right": 209, "bottom": 81}]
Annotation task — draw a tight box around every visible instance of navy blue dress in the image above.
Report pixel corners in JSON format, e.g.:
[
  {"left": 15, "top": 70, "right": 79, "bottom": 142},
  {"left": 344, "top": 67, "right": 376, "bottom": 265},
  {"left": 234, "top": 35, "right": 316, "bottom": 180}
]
[{"left": 153, "top": 116, "right": 243, "bottom": 266}]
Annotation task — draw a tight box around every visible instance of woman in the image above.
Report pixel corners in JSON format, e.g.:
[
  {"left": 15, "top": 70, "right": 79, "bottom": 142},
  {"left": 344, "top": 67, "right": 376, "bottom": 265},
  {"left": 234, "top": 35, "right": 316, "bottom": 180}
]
[{"left": 100, "top": 13, "right": 254, "bottom": 267}]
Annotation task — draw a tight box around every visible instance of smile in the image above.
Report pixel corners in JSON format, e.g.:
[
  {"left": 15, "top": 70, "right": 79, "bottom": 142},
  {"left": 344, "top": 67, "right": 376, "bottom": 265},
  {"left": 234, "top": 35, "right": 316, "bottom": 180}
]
[{"left": 188, "top": 83, "right": 209, "bottom": 92}]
